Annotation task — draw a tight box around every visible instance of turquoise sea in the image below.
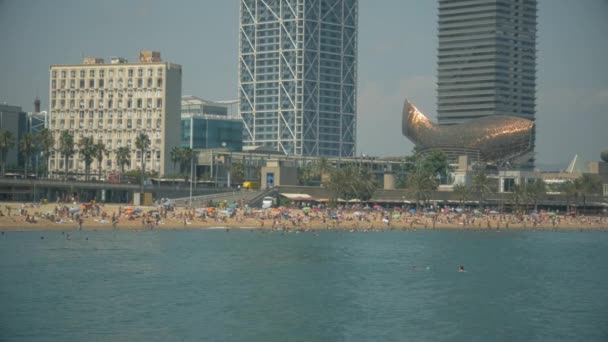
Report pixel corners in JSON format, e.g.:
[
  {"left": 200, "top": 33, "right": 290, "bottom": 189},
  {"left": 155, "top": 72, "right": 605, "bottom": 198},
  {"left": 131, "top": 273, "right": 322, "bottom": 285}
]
[{"left": 1, "top": 229, "right": 608, "bottom": 341}]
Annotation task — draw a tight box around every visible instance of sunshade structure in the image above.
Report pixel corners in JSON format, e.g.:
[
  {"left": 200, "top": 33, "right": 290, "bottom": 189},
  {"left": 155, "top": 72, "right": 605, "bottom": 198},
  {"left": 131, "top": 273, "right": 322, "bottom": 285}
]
[{"left": 281, "top": 193, "right": 315, "bottom": 201}]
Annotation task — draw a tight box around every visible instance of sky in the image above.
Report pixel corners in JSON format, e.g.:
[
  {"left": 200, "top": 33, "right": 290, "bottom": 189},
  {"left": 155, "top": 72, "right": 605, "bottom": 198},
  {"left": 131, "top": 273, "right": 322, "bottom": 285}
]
[{"left": 0, "top": 0, "right": 606, "bottom": 169}]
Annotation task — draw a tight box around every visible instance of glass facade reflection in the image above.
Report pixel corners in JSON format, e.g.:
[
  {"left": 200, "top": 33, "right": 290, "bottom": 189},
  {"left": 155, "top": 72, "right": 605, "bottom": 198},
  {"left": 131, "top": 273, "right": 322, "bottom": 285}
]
[
  {"left": 181, "top": 96, "right": 243, "bottom": 152},
  {"left": 181, "top": 118, "right": 243, "bottom": 152}
]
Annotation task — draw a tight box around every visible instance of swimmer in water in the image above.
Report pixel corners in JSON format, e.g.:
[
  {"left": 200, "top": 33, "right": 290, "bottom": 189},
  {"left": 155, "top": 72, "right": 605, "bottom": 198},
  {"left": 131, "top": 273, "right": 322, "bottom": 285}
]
[{"left": 459, "top": 265, "right": 465, "bottom": 272}]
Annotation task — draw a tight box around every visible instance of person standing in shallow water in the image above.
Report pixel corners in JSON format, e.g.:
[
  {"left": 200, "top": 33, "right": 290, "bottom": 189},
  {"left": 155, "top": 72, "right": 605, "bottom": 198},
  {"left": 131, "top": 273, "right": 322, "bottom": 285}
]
[{"left": 78, "top": 217, "right": 83, "bottom": 230}]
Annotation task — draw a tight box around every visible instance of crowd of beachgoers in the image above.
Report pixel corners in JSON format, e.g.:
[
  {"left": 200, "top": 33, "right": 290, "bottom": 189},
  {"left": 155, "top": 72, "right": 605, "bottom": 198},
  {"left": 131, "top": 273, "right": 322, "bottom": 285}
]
[{"left": 1, "top": 199, "right": 607, "bottom": 231}]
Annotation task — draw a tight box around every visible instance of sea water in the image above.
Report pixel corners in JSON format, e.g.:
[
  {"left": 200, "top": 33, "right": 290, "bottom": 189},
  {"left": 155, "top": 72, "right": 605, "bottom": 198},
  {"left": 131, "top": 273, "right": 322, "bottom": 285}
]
[{"left": 1, "top": 229, "right": 608, "bottom": 341}]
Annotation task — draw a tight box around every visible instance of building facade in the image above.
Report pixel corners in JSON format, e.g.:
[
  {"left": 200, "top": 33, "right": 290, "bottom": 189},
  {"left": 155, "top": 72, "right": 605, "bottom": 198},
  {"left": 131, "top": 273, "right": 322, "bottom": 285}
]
[
  {"left": 437, "top": 0, "right": 537, "bottom": 125},
  {"left": 48, "top": 51, "right": 182, "bottom": 179},
  {"left": 0, "top": 104, "right": 28, "bottom": 170},
  {"left": 181, "top": 96, "right": 243, "bottom": 152},
  {"left": 239, "top": 0, "right": 358, "bottom": 157}
]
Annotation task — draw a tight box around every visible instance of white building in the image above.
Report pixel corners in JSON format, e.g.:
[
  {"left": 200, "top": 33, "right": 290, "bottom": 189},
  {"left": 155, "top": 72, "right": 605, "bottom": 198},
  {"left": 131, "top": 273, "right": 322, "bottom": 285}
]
[{"left": 48, "top": 51, "right": 182, "bottom": 178}]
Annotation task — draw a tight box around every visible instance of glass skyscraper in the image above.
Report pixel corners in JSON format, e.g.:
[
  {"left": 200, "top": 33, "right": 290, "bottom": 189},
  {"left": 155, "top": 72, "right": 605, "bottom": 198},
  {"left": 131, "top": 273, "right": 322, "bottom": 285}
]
[
  {"left": 239, "top": 0, "right": 358, "bottom": 157},
  {"left": 437, "top": 0, "right": 537, "bottom": 126}
]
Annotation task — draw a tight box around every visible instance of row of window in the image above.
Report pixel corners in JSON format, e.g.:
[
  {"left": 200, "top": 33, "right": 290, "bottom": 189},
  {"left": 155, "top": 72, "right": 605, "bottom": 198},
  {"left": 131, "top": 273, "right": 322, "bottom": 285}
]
[
  {"left": 51, "top": 109, "right": 162, "bottom": 119},
  {"left": 52, "top": 98, "right": 163, "bottom": 110},
  {"left": 51, "top": 118, "right": 163, "bottom": 129},
  {"left": 51, "top": 77, "right": 163, "bottom": 90},
  {"left": 52, "top": 89, "right": 163, "bottom": 100},
  {"left": 52, "top": 68, "right": 163, "bottom": 79}
]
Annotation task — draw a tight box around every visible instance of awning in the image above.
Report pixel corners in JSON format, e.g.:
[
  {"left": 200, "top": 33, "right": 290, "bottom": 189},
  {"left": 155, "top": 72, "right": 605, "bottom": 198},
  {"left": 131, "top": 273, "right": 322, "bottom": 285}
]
[{"left": 280, "top": 193, "right": 314, "bottom": 201}]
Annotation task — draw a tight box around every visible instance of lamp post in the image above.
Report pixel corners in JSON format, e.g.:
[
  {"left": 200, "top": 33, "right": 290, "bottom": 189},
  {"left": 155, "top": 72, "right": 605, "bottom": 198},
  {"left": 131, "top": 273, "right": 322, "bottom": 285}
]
[{"left": 189, "top": 117, "right": 194, "bottom": 207}]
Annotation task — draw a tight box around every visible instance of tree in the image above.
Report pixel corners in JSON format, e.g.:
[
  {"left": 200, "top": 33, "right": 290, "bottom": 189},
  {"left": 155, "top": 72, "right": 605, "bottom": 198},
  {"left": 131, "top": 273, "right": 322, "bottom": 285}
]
[
  {"left": 0, "top": 129, "right": 15, "bottom": 176},
  {"left": 179, "top": 147, "right": 193, "bottom": 175},
  {"left": 59, "top": 130, "right": 75, "bottom": 181},
  {"left": 326, "top": 166, "right": 356, "bottom": 201},
  {"left": 316, "top": 157, "right": 333, "bottom": 184},
  {"left": 297, "top": 161, "right": 316, "bottom": 186},
  {"left": 472, "top": 169, "right": 493, "bottom": 208},
  {"left": 19, "top": 133, "right": 36, "bottom": 179},
  {"left": 559, "top": 180, "right": 578, "bottom": 213},
  {"left": 170, "top": 146, "right": 181, "bottom": 172},
  {"left": 355, "top": 166, "right": 377, "bottom": 201},
  {"left": 115, "top": 146, "right": 131, "bottom": 176},
  {"left": 94, "top": 141, "right": 108, "bottom": 180},
  {"left": 230, "top": 161, "right": 245, "bottom": 185},
  {"left": 419, "top": 150, "right": 452, "bottom": 184},
  {"left": 510, "top": 184, "right": 527, "bottom": 213},
  {"left": 36, "top": 128, "right": 54, "bottom": 179},
  {"left": 526, "top": 179, "right": 547, "bottom": 212},
  {"left": 406, "top": 167, "right": 437, "bottom": 210},
  {"left": 135, "top": 133, "right": 151, "bottom": 193},
  {"left": 453, "top": 184, "right": 470, "bottom": 208},
  {"left": 578, "top": 174, "right": 602, "bottom": 212},
  {"left": 78, "top": 136, "right": 96, "bottom": 181}
]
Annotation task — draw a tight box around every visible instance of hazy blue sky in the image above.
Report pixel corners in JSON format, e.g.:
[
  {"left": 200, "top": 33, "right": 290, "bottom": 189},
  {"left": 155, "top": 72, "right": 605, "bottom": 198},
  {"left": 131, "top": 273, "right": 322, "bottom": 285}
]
[{"left": 1, "top": 0, "right": 606, "bottom": 168}]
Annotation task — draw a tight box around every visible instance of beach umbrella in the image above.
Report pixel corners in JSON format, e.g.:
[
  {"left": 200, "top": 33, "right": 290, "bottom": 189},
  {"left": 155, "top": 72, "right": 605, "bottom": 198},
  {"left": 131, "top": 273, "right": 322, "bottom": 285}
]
[
  {"left": 302, "top": 207, "right": 311, "bottom": 211},
  {"left": 373, "top": 205, "right": 382, "bottom": 210},
  {"left": 408, "top": 208, "right": 416, "bottom": 214},
  {"left": 124, "top": 208, "right": 134, "bottom": 214},
  {"left": 455, "top": 208, "right": 464, "bottom": 213},
  {"left": 69, "top": 207, "right": 80, "bottom": 214},
  {"left": 134, "top": 208, "right": 142, "bottom": 213},
  {"left": 392, "top": 213, "right": 401, "bottom": 219},
  {"left": 206, "top": 207, "right": 215, "bottom": 213},
  {"left": 353, "top": 211, "right": 362, "bottom": 216}
]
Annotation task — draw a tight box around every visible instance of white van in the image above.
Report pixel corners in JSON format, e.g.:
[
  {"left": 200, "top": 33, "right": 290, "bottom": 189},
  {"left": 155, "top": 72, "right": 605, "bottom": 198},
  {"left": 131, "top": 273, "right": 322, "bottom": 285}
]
[{"left": 262, "top": 196, "right": 274, "bottom": 209}]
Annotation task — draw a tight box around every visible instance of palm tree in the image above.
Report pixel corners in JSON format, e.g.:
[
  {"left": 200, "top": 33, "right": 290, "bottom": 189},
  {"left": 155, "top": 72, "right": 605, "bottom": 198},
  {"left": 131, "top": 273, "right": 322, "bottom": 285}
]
[
  {"left": 179, "top": 147, "right": 194, "bottom": 181},
  {"left": 526, "top": 179, "right": 547, "bottom": 212},
  {"left": 36, "top": 128, "right": 54, "bottom": 179},
  {"left": 0, "top": 129, "right": 15, "bottom": 176},
  {"left": 472, "top": 169, "right": 493, "bottom": 208},
  {"left": 115, "top": 146, "right": 131, "bottom": 176},
  {"left": 355, "top": 166, "right": 377, "bottom": 201},
  {"left": 453, "top": 184, "right": 470, "bottom": 208},
  {"left": 59, "top": 130, "right": 75, "bottom": 181},
  {"left": 578, "top": 174, "right": 602, "bottom": 213},
  {"left": 406, "top": 168, "right": 437, "bottom": 210},
  {"left": 510, "top": 184, "right": 527, "bottom": 213},
  {"left": 560, "top": 181, "right": 578, "bottom": 213},
  {"left": 170, "top": 146, "right": 181, "bottom": 173},
  {"left": 316, "top": 157, "right": 333, "bottom": 185},
  {"left": 19, "top": 133, "right": 36, "bottom": 179},
  {"left": 94, "top": 141, "right": 108, "bottom": 180},
  {"left": 230, "top": 161, "right": 245, "bottom": 185},
  {"left": 179, "top": 147, "right": 193, "bottom": 175},
  {"left": 135, "top": 133, "right": 151, "bottom": 193},
  {"left": 78, "top": 136, "right": 96, "bottom": 181}
]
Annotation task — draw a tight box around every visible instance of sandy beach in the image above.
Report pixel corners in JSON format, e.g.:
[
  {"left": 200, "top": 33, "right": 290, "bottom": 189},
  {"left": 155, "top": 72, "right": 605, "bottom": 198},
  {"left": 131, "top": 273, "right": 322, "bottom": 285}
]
[{"left": 2, "top": 201, "right": 608, "bottom": 232}]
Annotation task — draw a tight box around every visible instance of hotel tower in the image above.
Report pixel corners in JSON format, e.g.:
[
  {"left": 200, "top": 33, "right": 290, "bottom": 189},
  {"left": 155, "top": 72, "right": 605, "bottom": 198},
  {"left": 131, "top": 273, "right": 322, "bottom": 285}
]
[
  {"left": 437, "top": 0, "right": 537, "bottom": 125},
  {"left": 239, "top": 0, "right": 358, "bottom": 157}
]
